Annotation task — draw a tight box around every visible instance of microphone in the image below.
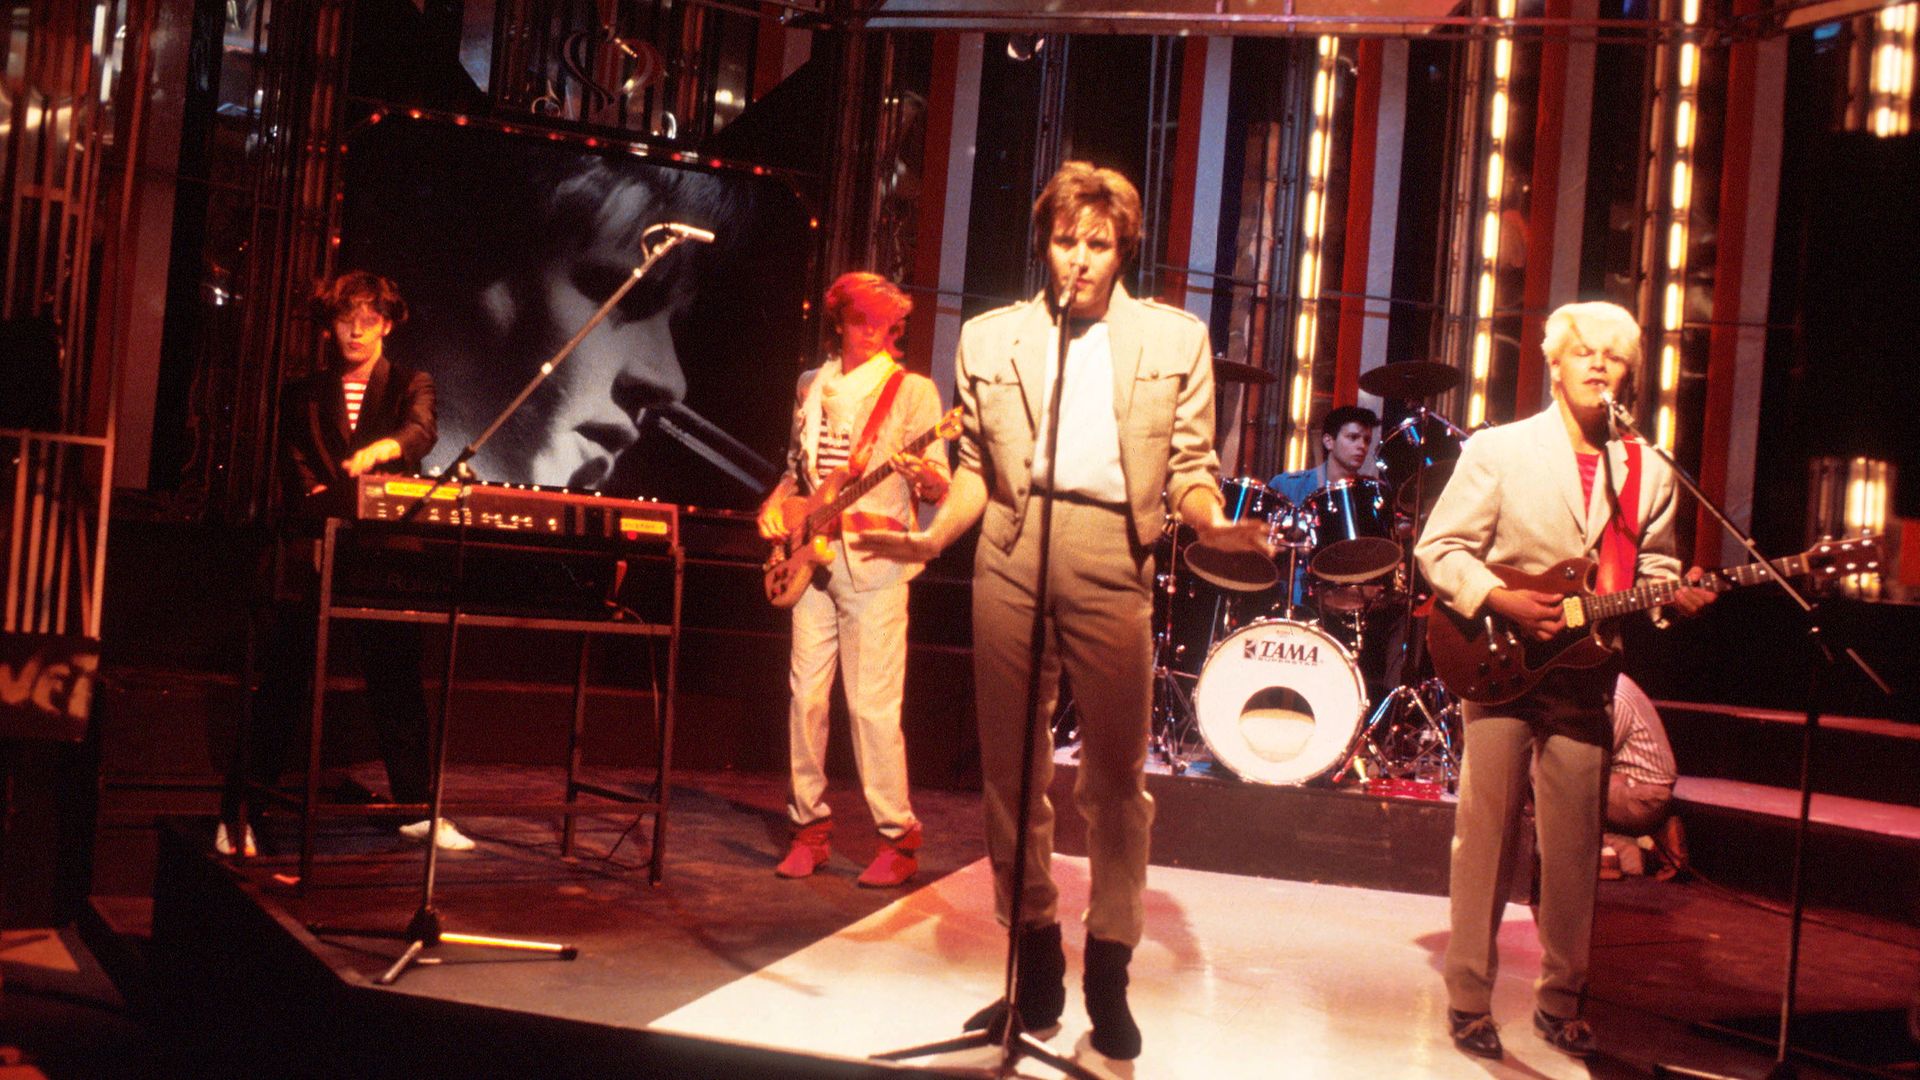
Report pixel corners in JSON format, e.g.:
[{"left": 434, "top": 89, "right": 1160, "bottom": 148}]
[
  {"left": 660, "top": 223, "right": 716, "bottom": 244},
  {"left": 1597, "top": 390, "right": 1631, "bottom": 435}
]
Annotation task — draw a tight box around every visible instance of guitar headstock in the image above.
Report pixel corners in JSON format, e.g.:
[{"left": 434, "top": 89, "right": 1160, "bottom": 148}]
[
  {"left": 935, "top": 406, "right": 964, "bottom": 441},
  {"left": 1800, "top": 534, "right": 1884, "bottom": 579}
]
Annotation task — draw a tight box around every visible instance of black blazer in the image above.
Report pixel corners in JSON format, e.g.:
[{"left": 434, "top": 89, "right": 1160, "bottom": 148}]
[{"left": 280, "top": 354, "right": 437, "bottom": 506}]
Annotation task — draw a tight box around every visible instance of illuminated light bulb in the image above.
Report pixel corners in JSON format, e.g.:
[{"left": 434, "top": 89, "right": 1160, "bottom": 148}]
[
  {"left": 1473, "top": 331, "right": 1492, "bottom": 378},
  {"left": 1315, "top": 70, "right": 1331, "bottom": 113},
  {"left": 1304, "top": 191, "right": 1321, "bottom": 236},
  {"left": 1664, "top": 283, "right": 1684, "bottom": 330},
  {"left": 1661, "top": 343, "right": 1679, "bottom": 390},
  {"left": 1300, "top": 255, "right": 1319, "bottom": 298},
  {"left": 1498, "top": 0, "right": 1516, "bottom": 18},
  {"left": 1482, "top": 212, "right": 1502, "bottom": 261},
  {"left": 1493, "top": 89, "right": 1509, "bottom": 119},
  {"left": 1320, "top": 35, "right": 1337, "bottom": 57},
  {"left": 1309, "top": 130, "right": 1325, "bottom": 170},
  {"left": 1671, "top": 160, "right": 1692, "bottom": 210},
  {"left": 1657, "top": 406, "right": 1674, "bottom": 449},
  {"left": 1487, "top": 151, "right": 1505, "bottom": 196},
  {"left": 1680, "top": 43, "right": 1699, "bottom": 87},
  {"left": 1469, "top": 393, "right": 1486, "bottom": 427},
  {"left": 1495, "top": 39, "right": 1513, "bottom": 80},
  {"left": 1684, "top": 0, "right": 1700, "bottom": 22},
  {"left": 1491, "top": 105, "right": 1509, "bottom": 141},
  {"left": 1478, "top": 286, "right": 1495, "bottom": 319},
  {"left": 1676, "top": 99, "right": 1695, "bottom": 147}
]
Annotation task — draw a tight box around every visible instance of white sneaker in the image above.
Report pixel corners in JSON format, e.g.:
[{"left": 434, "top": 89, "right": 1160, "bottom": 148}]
[
  {"left": 398, "top": 818, "right": 476, "bottom": 851},
  {"left": 215, "top": 821, "right": 257, "bottom": 858}
]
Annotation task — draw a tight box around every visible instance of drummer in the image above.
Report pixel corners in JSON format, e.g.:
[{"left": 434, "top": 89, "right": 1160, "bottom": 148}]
[{"left": 1269, "top": 405, "right": 1380, "bottom": 607}]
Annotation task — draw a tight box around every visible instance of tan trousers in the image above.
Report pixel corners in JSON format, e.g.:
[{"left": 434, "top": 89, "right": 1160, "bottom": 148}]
[
  {"left": 972, "top": 500, "right": 1156, "bottom": 947},
  {"left": 1444, "top": 713, "right": 1606, "bottom": 1018},
  {"left": 786, "top": 548, "right": 918, "bottom": 840}
]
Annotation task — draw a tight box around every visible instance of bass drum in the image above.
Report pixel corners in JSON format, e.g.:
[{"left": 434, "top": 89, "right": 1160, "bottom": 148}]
[{"left": 1192, "top": 620, "right": 1367, "bottom": 785}]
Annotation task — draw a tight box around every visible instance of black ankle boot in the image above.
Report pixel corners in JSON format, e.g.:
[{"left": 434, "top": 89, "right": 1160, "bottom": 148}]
[
  {"left": 964, "top": 922, "right": 1067, "bottom": 1033},
  {"left": 1083, "top": 936, "right": 1141, "bottom": 1059}
]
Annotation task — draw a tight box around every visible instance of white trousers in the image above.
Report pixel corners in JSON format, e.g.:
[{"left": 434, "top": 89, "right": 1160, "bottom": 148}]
[{"left": 786, "top": 548, "right": 918, "bottom": 840}]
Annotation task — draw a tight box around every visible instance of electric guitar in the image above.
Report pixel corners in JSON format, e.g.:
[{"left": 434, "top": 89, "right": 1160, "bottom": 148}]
[
  {"left": 1427, "top": 536, "right": 1883, "bottom": 705},
  {"left": 762, "top": 407, "right": 964, "bottom": 608}
]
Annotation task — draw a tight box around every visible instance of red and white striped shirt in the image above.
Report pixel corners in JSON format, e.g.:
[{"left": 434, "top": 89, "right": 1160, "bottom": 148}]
[{"left": 342, "top": 377, "right": 367, "bottom": 432}]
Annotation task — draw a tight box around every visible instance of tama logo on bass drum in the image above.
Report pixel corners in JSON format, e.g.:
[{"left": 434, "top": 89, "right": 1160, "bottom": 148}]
[{"left": 1243, "top": 637, "right": 1321, "bottom": 665}]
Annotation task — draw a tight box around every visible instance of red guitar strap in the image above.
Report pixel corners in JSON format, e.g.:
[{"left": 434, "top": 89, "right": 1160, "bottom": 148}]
[
  {"left": 1597, "top": 439, "right": 1643, "bottom": 594},
  {"left": 847, "top": 366, "right": 907, "bottom": 475}
]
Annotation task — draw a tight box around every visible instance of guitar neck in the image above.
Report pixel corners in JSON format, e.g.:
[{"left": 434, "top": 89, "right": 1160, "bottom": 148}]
[
  {"left": 807, "top": 424, "right": 945, "bottom": 531},
  {"left": 1579, "top": 553, "right": 1809, "bottom": 622}
]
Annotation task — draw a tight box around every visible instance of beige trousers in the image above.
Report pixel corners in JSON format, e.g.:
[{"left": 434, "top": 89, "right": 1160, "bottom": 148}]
[
  {"left": 1444, "top": 713, "right": 1606, "bottom": 1018},
  {"left": 972, "top": 500, "right": 1156, "bottom": 947},
  {"left": 786, "top": 548, "right": 918, "bottom": 840}
]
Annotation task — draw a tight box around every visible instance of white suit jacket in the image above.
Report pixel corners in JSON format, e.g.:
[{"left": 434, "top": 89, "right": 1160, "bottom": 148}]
[
  {"left": 953, "top": 284, "right": 1220, "bottom": 552},
  {"left": 1414, "top": 405, "right": 1683, "bottom": 624}
]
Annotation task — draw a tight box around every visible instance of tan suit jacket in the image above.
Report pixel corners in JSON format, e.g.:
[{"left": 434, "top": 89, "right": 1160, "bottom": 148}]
[
  {"left": 953, "top": 284, "right": 1220, "bottom": 551},
  {"left": 781, "top": 364, "right": 950, "bottom": 592},
  {"left": 1415, "top": 405, "right": 1683, "bottom": 625}
]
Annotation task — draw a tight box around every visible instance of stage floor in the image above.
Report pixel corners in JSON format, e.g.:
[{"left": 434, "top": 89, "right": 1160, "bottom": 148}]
[{"left": 152, "top": 765, "right": 1920, "bottom": 1079}]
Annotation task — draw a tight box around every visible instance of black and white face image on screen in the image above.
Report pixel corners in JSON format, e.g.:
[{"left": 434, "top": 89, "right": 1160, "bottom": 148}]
[{"left": 338, "top": 118, "right": 815, "bottom": 508}]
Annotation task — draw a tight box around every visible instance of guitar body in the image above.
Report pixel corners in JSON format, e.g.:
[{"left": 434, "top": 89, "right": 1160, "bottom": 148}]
[
  {"left": 762, "top": 477, "right": 848, "bottom": 609},
  {"left": 1426, "top": 558, "right": 1618, "bottom": 705},
  {"left": 1426, "top": 537, "right": 1879, "bottom": 705},
  {"left": 759, "top": 406, "right": 966, "bottom": 610}
]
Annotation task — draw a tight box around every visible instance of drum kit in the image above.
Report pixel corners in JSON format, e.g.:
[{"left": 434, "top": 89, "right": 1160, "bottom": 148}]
[{"left": 1136, "top": 360, "right": 1475, "bottom": 793}]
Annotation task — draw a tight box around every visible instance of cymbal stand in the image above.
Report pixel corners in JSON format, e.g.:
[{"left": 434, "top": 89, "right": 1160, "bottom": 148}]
[
  {"left": 1336, "top": 678, "right": 1460, "bottom": 787},
  {"left": 1147, "top": 524, "right": 1199, "bottom": 773}
]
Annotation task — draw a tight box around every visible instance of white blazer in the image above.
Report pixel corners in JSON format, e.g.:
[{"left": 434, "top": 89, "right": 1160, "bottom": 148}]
[{"left": 1414, "top": 404, "right": 1684, "bottom": 623}]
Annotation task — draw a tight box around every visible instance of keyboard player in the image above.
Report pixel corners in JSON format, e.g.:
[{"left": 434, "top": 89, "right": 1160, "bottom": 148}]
[{"left": 219, "top": 271, "right": 475, "bottom": 856}]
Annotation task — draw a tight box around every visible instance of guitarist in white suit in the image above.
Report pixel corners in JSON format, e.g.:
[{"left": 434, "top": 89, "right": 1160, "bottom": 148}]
[
  {"left": 756, "top": 272, "right": 950, "bottom": 888},
  {"left": 1415, "top": 301, "right": 1714, "bottom": 1060}
]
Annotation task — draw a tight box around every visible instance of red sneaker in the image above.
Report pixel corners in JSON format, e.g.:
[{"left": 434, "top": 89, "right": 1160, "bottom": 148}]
[
  {"left": 775, "top": 820, "right": 833, "bottom": 878},
  {"left": 856, "top": 825, "right": 921, "bottom": 888}
]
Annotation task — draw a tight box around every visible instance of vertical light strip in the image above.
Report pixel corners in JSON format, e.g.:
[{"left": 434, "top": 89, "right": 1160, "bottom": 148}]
[
  {"left": 1286, "top": 35, "right": 1342, "bottom": 471},
  {"left": 1656, "top": 0, "right": 1704, "bottom": 451},
  {"left": 1466, "top": 0, "right": 1518, "bottom": 430},
  {"left": 1872, "top": 3, "right": 1916, "bottom": 137}
]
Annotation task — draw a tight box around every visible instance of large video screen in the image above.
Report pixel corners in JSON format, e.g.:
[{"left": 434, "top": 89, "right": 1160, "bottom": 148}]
[{"left": 338, "top": 118, "right": 816, "bottom": 508}]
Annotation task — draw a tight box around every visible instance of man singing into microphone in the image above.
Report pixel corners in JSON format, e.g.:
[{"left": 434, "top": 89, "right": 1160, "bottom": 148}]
[
  {"left": 859, "top": 162, "right": 1267, "bottom": 1061},
  {"left": 1415, "top": 301, "right": 1714, "bottom": 1060}
]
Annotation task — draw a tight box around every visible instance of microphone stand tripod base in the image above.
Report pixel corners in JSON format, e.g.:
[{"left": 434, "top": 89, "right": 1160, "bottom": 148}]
[{"left": 871, "top": 1017, "right": 1097, "bottom": 1079}]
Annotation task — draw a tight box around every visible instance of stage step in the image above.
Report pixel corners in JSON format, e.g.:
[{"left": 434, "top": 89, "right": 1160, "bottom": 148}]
[
  {"left": 1658, "top": 699, "right": 1920, "bottom": 809},
  {"left": 1674, "top": 776, "right": 1920, "bottom": 925}
]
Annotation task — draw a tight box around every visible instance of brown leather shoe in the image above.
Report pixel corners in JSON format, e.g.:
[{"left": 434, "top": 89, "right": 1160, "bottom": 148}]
[
  {"left": 1534, "top": 1009, "right": 1598, "bottom": 1058},
  {"left": 1448, "top": 1009, "right": 1503, "bottom": 1059}
]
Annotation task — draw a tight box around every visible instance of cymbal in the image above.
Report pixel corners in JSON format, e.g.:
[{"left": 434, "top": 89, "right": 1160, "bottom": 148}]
[
  {"left": 1213, "top": 358, "right": 1277, "bottom": 385},
  {"left": 1358, "top": 361, "right": 1462, "bottom": 400}
]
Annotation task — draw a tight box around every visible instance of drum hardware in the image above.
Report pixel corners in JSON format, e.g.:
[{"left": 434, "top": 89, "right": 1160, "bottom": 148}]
[
  {"left": 1330, "top": 678, "right": 1461, "bottom": 791},
  {"left": 1376, "top": 407, "right": 1469, "bottom": 518}
]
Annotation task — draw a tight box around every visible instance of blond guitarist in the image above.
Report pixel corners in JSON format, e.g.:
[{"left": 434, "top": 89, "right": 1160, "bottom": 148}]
[{"left": 755, "top": 272, "right": 949, "bottom": 888}]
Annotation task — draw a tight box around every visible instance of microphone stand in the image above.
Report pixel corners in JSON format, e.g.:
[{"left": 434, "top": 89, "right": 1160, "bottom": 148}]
[
  {"left": 875, "top": 280, "right": 1098, "bottom": 1079},
  {"left": 1596, "top": 397, "right": 1892, "bottom": 1080},
  {"left": 309, "top": 225, "right": 707, "bottom": 985}
]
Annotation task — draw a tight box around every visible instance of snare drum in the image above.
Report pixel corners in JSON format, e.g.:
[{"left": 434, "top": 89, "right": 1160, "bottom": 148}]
[{"left": 1192, "top": 619, "right": 1367, "bottom": 785}]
